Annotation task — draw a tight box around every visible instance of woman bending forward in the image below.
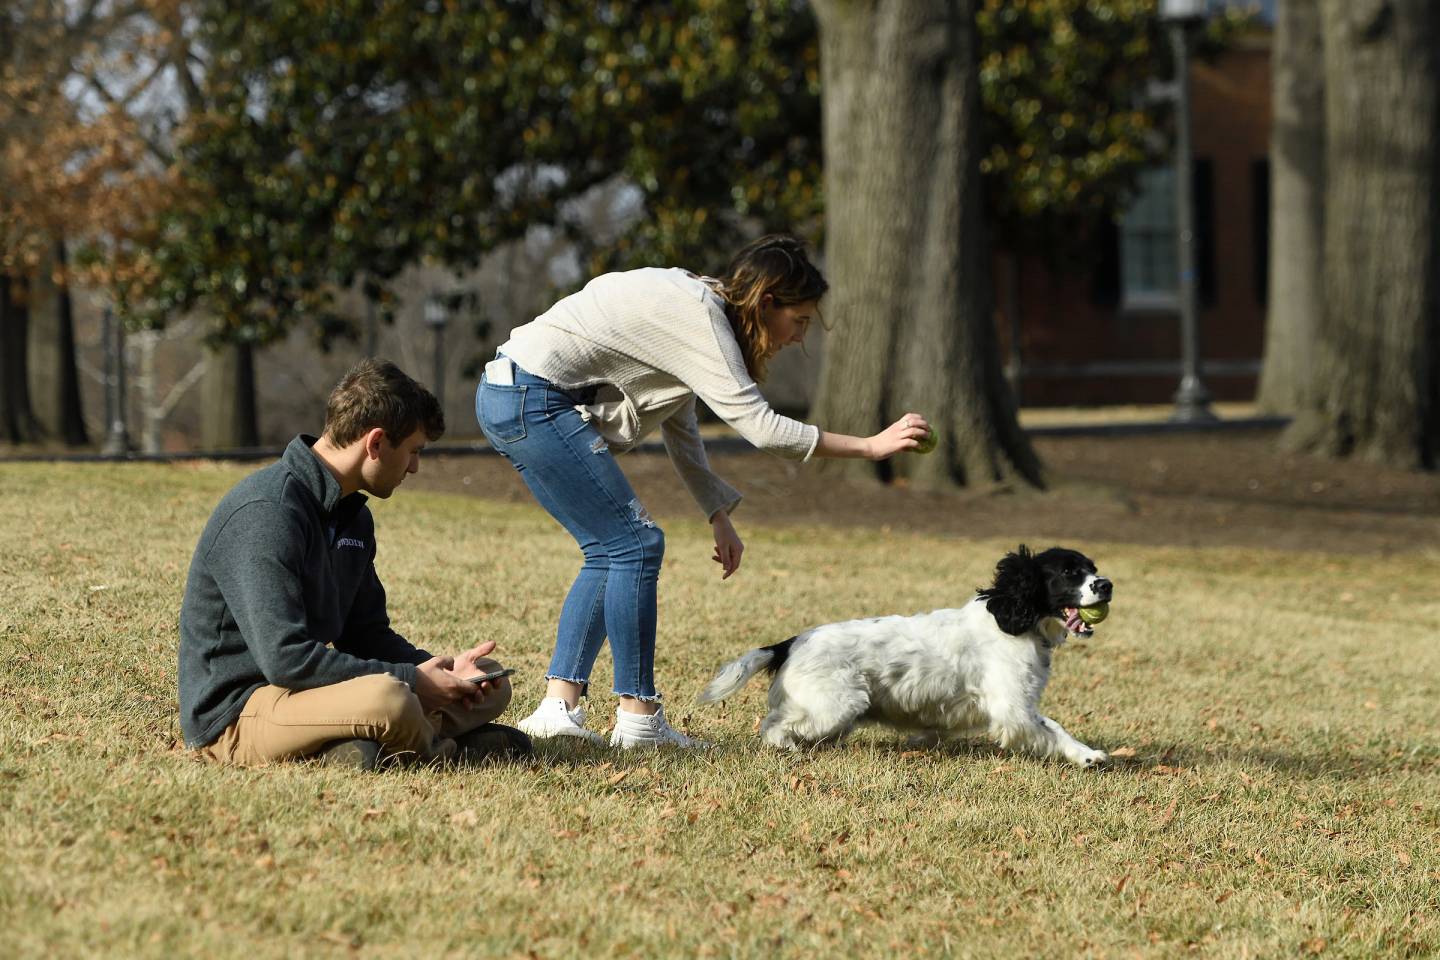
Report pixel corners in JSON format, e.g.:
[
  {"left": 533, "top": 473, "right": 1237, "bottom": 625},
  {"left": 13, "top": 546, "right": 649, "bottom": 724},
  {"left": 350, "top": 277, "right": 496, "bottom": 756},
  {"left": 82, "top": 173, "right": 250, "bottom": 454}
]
[{"left": 476, "top": 234, "right": 930, "bottom": 749}]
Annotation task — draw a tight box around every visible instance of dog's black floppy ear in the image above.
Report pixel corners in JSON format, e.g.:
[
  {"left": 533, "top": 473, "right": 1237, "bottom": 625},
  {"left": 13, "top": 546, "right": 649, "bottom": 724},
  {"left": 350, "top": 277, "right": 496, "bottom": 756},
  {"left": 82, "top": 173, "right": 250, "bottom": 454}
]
[{"left": 981, "top": 544, "right": 1047, "bottom": 636}]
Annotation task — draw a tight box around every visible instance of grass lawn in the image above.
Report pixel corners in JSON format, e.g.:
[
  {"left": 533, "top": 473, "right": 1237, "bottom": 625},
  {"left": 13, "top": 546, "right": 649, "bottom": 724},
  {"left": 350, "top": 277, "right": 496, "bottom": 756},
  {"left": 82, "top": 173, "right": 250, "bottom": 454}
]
[{"left": 2, "top": 456, "right": 1437, "bottom": 958}]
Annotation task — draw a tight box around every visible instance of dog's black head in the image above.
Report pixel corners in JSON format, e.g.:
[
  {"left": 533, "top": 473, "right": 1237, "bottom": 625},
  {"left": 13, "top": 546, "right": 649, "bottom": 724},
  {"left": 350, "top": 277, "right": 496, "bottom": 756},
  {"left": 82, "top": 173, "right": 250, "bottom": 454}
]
[{"left": 978, "top": 545, "right": 1112, "bottom": 637}]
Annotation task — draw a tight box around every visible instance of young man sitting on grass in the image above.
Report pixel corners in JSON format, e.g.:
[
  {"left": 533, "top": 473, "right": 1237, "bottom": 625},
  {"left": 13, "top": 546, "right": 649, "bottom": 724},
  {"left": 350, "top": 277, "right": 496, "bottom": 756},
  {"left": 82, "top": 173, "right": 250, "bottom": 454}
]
[{"left": 178, "top": 358, "right": 529, "bottom": 769}]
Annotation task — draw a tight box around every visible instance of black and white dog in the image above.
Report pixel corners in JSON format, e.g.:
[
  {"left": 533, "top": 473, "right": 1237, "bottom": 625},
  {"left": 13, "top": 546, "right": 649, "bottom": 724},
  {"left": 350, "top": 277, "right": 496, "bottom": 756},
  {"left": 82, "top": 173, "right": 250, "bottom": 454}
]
[{"left": 699, "top": 546, "right": 1113, "bottom": 767}]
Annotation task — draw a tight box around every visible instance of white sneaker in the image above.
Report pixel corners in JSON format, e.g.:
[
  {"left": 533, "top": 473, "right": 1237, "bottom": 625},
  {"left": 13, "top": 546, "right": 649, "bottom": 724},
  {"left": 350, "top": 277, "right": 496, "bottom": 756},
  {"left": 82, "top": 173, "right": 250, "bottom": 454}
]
[
  {"left": 609, "top": 704, "right": 709, "bottom": 750},
  {"left": 515, "top": 697, "right": 604, "bottom": 745}
]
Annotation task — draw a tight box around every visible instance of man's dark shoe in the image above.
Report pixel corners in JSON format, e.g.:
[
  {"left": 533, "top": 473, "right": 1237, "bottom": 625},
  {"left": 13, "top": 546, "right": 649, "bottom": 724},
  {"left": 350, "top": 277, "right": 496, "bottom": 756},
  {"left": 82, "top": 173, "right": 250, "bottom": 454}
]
[
  {"left": 313, "top": 738, "right": 382, "bottom": 771},
  {"left": 454, "top": 723, "right": 534, "bottom": 764}
]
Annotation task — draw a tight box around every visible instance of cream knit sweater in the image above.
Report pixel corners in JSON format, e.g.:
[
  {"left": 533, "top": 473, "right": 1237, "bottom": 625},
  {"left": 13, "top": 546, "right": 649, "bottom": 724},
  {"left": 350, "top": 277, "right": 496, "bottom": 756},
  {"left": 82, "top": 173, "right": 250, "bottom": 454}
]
[{"left": 498, "top": 267, "right": 821, "bottom": 519}]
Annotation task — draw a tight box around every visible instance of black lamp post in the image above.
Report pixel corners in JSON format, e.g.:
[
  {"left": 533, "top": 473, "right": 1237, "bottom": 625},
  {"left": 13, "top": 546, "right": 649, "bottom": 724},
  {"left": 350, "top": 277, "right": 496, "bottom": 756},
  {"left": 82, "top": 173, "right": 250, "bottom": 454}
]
[
  {"left": 424, "top": 293, "right": 449, "bottom": 414},
  {"left": 1162, "top": 0, "right": 1218, "bottom": 423}
]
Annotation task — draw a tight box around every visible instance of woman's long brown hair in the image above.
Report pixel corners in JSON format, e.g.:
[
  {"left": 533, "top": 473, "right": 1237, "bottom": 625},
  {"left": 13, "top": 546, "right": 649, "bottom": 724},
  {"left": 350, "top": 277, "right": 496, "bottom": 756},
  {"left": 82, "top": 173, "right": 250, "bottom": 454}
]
[{"left": 713, "top": 234, "right": 828, "bottom": 382}]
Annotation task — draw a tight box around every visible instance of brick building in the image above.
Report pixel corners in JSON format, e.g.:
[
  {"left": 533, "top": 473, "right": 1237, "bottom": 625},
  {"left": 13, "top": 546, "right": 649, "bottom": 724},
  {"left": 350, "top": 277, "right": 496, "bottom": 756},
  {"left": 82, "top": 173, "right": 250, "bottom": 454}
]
[{"left": 999, "top": 24, "right": 1274, "bottom": 407}]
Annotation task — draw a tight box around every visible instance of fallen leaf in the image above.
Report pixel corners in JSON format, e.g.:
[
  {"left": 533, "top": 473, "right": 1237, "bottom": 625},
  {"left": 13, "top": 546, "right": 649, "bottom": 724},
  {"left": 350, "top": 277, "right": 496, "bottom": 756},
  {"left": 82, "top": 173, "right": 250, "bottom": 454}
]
[
  {"left": 1303, "top": 937, "right": 1326, "bottom": 955},
  {"left": 1109, "top": 746, "right": 1137, "bottom": 758},
  {"left": 1215, "top": 890, "right": 1233, "bottom": 904},
  {"left": 1155, "top": 799, "right": 1178, "bottom": 827},
  {"left": 606, "top": 771, "right": 629, "bottom": 786},
  {"left": 254, "top": 854, "right": 276, "bottom": 870},
  {"left": 449, "top": 809, "right": 478, "bottom": 826},
  {"left": 1113, "top": 874, "right": 1130, "bottom": 894},
  {"left": 1397, "top": 850, "right": 1412, "bottom": 867},
  {"left": 361, "top": 808, "right": 384, "bottom": 820},
  {"left": 319, "top": 931, "right": 358, "bottom": 948}
]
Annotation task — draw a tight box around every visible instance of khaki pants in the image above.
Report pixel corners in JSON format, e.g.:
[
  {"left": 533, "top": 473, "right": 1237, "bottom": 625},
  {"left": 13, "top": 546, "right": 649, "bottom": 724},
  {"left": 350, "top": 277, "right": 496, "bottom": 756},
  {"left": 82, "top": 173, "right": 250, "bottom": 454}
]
[{"left": 200, "top": 660, "right": 511, "bottom": 766}]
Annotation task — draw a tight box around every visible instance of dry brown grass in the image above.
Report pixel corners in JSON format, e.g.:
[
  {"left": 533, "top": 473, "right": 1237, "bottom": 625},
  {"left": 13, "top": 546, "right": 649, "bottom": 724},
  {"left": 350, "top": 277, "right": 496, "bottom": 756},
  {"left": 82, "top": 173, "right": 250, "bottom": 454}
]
[{"left": 2, "top": 452, "right": 1438, "bottom": 958}]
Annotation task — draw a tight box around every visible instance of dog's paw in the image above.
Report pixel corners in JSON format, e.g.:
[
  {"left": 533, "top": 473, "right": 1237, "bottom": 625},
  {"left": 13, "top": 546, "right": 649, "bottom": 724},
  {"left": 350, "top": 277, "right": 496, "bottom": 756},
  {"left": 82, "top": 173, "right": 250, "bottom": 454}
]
[{"left": 1073, "top": 748, "right": 1108, "bottom": 769}]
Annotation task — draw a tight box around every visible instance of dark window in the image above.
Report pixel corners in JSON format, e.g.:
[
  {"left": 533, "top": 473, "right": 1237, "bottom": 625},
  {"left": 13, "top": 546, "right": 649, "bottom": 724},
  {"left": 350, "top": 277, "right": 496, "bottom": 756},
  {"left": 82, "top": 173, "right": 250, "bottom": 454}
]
[
  {"left": 1194, "top": 157, "right": 1217, "bottom": 308},
  {"left": 1252, "top": 158, "right": 1270, "bottom": 307},
  {"left": 1090, "top": 216, "right": 1121, "bottom": 307}
]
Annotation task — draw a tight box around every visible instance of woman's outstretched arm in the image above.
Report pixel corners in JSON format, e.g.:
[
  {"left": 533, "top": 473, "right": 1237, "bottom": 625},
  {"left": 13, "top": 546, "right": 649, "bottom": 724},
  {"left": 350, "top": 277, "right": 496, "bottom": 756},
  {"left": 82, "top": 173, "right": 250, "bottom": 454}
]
[{"left": 814, "top": 413, "right": 931, "bottom": 460}]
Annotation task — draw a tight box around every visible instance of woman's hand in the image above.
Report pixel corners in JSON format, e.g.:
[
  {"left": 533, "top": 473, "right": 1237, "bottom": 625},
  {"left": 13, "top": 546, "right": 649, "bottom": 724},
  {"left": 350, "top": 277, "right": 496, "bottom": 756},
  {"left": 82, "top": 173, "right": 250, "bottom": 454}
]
[
  {"left": 710, "top": 511, "right": 744, "bottom": 580},
  {"left": 814, "top": 413, "right": 932, "bottom": 461},
  {"left": 867, "top": 413, "right": 931, "bottom": 460}
]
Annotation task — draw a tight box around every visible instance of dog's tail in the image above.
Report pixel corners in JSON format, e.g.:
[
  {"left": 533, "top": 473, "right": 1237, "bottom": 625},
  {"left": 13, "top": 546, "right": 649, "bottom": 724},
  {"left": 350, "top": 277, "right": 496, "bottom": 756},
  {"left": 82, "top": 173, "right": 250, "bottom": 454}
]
[{"left": 697, "top": 637, "right": 796, "bottom": 703}]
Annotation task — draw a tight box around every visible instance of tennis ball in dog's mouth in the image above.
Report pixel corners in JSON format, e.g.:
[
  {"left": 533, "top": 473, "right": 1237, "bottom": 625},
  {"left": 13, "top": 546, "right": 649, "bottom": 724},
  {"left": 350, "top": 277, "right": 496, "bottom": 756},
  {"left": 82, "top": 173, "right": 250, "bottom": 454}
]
[
  {"left": 914, "top": 429, "right": 938, "bottom": 455},
  {"left": 1077, "top": 602, "right": 1109, "bottom": 625}
]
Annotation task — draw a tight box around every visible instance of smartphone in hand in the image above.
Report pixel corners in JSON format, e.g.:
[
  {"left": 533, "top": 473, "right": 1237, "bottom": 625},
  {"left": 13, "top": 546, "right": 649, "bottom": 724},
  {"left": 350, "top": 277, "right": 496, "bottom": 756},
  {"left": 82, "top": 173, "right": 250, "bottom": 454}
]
[{"left": 467, "top": 667, "right": 515, "bottom": 685}]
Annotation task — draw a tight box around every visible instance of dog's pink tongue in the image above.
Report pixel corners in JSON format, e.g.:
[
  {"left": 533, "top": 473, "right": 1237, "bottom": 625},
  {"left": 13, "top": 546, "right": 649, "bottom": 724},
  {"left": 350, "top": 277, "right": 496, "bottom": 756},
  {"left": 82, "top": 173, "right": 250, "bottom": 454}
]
[{"left": 1064, "top": 608, "right": 1083, "bottom": 632}]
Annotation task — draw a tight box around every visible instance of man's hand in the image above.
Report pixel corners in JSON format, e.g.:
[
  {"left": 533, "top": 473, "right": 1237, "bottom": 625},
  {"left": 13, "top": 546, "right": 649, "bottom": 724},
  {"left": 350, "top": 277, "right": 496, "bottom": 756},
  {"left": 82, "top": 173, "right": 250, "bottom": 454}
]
[
  {"left": 452, "top": 640, "right": 498, "bottom": 674},
  {"left": 451, "top": 640, "right": 507, "bottom": 696},
  {"left": 711, "top": 511, "right": 744, "bottom": 580},
  {"left": 415, "top": 655, "right": 483, "bottom": 711}
]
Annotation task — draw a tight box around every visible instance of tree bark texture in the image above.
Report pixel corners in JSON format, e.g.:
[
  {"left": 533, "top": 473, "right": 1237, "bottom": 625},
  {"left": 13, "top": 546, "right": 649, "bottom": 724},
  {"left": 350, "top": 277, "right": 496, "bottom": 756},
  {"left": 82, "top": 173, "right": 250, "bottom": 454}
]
[
  {"left": 1286, "top": 0, "right": 1440, "bottom": 467},
  {"left": 809, "top": 0, "right": 1041, "bottom": 490},
  {"left": 53, "top": 240, "right": 90, "bottom": 446},
  {"left": 201, "top": 341, "right": 260, "bottom": 450},
  {"left": 1257, "top": 0, "right": 1325, "bottom": 415}
]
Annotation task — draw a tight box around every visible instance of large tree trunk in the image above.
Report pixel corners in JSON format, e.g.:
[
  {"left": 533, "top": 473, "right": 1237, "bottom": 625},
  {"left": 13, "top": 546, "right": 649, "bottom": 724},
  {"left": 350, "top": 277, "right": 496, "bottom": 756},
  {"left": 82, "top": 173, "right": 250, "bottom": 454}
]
[
  {"left": 1257, "top": 0, "right": 1325, "bottom": 415},
  {"left": 53, "top": 239, "right": 89, "bottom": 446},
  {"left": 201, "top": 341, "right": 260, "bottom": 450},
  {"left": 1284, "top": 1, "right": 1440, "bottom": 467},
  {"left": 0, "top": 275, "right": 16, "bottom": 444},
  {"left": 809, "top": 0, "right": 1040, "bottom": 490},
  {"left": 0, "top": 273, "right": 45, "bottom": 444}
]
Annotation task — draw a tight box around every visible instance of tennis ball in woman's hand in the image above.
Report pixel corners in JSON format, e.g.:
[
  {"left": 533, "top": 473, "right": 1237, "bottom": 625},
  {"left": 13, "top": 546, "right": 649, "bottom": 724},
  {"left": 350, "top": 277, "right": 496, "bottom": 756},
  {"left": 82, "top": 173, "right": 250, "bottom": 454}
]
[
  {"left": 1077, "top": 603, "right": 1109, "bottom": 625},
  {"left": 914, "top": 429, "right": 938, "bottom": 455}
]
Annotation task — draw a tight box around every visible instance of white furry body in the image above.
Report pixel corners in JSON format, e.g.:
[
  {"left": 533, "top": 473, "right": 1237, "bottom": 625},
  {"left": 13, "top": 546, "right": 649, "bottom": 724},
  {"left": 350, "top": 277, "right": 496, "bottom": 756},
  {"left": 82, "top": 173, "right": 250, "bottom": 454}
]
[{"left": 700, "top": 597, "right": 1106, "bottom": 767}]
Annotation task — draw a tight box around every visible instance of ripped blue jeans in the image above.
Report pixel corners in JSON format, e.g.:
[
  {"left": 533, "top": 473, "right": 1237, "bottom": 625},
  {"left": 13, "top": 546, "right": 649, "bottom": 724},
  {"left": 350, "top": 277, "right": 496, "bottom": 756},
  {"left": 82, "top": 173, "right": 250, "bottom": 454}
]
[{"left": 476, "top": 360, "right": 662, "bottom": 700}]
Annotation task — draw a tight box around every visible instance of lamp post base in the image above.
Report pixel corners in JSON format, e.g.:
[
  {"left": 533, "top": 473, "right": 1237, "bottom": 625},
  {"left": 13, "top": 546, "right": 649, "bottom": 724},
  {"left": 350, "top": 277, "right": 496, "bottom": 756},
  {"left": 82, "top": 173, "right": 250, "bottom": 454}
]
[
  {"left": 101, "top": 427, "right": 131, "bottom": 457},
  {"left": 1170, "top": 375, "right": 1218, "bottom": 423}
]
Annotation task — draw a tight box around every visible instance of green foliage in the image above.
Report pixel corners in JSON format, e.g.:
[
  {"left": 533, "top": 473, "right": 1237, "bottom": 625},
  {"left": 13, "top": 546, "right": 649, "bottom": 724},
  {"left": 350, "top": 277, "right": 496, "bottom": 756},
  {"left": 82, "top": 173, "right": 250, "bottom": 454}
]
[
  {"left": 147, "top": 0, "right": 573, "bottom": 344},
  {"left": 978, "top": 0, "right": 1161, "bottom": 240},
  {"left": 147, "top": 0, "right": 821, "bottom": 344},
  {"left": 146, "top": 0, "right": 1245, "bottom": 346}
]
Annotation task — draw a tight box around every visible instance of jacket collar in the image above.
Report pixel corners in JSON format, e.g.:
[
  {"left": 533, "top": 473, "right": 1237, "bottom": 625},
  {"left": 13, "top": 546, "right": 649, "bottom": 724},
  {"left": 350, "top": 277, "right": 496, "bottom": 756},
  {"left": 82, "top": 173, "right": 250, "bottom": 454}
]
[{"left": 282, "top": 434, "right": 367, "bottom": 518}]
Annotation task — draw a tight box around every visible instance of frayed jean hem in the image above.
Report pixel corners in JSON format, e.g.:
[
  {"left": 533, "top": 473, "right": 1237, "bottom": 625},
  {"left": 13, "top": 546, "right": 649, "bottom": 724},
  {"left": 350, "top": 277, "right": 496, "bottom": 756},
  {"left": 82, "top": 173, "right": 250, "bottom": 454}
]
[{"left": 543, "top": 675, "right": 590, "bottom": 698}]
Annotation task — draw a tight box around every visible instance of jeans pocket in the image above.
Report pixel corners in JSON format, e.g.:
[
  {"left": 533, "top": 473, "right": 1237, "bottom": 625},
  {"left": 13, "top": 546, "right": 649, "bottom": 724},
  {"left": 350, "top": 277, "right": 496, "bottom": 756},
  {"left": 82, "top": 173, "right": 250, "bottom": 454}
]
[{"left": 479, "top": 383, "right": 528, "bottom": 443}]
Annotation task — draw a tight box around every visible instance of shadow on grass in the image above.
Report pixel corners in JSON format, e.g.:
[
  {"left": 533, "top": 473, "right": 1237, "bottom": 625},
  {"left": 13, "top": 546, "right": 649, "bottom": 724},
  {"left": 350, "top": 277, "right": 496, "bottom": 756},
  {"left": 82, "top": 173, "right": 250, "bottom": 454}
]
[{"left": 855, "top": 736, "right": 1437, "bottom": 782}]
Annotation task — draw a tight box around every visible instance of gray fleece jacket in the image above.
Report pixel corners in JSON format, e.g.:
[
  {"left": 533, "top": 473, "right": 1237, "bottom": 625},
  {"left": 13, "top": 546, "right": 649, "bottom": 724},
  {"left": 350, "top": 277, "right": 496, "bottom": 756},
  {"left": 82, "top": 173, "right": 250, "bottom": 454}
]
[{"left": 177, "top": 435, "right": 431, "bottom": 748}]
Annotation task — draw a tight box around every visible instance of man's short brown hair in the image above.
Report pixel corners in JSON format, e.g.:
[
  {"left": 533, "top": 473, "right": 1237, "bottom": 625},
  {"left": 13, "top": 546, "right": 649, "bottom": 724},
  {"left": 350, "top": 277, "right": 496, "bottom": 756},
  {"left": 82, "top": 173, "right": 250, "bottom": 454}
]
[{"left": 323, "top": 358, "right": 445, "bottom": 447}]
